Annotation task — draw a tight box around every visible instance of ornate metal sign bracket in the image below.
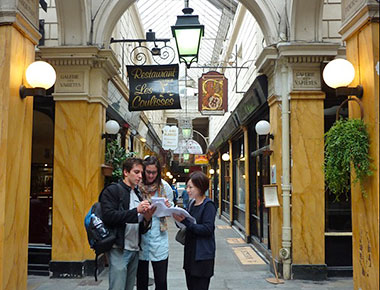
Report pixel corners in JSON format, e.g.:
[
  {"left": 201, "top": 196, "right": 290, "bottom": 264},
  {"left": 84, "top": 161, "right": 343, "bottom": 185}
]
[{"left": 110, "top": 30, "right": 175, "bottom": 66}]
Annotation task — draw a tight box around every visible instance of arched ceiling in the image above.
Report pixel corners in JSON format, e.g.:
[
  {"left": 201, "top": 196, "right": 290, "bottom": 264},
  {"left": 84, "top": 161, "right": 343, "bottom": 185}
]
[{"left": 53, "top": 0, "right": 284, "bottom": 47}]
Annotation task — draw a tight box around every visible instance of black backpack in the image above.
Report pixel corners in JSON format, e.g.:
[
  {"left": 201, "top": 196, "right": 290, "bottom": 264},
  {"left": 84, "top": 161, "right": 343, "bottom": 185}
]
[{"left": 84, "top": 183, "right": 122, "bottom": 280}]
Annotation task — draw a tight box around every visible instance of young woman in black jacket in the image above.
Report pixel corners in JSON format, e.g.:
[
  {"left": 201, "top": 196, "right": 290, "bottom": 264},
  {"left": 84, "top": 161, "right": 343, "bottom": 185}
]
[{"left": 173, "top": 171, "right": 217, "bottom": 290}]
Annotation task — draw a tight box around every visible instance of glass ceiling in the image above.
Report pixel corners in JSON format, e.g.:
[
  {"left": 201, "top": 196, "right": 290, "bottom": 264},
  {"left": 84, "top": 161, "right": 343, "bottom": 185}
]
[{"left": 135, "top": 0, "right": 238, "bottom": 82}]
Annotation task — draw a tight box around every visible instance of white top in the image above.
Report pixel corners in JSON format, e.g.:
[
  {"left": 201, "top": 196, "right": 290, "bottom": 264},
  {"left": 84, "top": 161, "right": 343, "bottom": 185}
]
[{"left": 124, "top": 189, "right": 141, "bottom": 251}]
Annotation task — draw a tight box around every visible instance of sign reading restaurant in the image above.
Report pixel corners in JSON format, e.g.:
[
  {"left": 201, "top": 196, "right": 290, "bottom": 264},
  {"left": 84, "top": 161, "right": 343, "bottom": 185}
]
[{"left": 127, "top": 64, "right": 181, "bottom": 111}]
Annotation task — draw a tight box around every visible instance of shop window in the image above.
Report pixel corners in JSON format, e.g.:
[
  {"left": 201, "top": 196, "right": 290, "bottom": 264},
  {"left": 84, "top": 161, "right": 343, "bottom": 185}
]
[{"left": 233, "top": 136, "right": 246, "bottom": 229}]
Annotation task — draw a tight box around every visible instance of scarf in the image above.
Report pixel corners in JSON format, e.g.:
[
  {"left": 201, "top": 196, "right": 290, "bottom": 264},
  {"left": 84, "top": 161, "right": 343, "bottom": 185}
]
[{"left": 139, "top": 181, "right": 168, "bottom": 232}]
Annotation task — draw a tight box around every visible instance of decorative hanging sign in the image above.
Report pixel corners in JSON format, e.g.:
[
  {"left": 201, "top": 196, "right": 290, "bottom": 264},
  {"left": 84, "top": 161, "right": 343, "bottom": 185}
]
[
  {"left": 194, "top": 155, "right": 208, "bottom": 165},
  {"left": 162, "top": 126, "right": 179, "bottom": 150},
  {"left": 127, "top": 64, "right": 181, "bottom": 111},
  {"left": 198, "top": 71, "right": 228, "bottom": 115}
]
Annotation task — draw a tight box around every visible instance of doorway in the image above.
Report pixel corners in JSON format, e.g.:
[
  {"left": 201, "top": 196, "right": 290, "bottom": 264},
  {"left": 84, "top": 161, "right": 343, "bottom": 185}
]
[{"left": 28, "top": 96, "right": 55, "bottom": 276}]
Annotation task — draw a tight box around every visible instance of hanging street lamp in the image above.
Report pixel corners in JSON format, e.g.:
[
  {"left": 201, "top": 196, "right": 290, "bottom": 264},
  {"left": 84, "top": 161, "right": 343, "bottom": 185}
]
[{"left": 171, "top": 0, "right": 204, "bottom": 68}]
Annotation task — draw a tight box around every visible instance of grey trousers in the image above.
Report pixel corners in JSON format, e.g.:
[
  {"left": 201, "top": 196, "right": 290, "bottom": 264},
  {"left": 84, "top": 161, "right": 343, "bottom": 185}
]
[{"left": 108, "top": 248, "right": 139, "bottom": 290}]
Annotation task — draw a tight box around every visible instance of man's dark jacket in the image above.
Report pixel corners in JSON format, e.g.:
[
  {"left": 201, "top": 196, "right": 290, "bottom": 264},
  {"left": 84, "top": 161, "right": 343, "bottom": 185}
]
[{"left": 100, "top": 181, "right": 150, "bottom": 249}]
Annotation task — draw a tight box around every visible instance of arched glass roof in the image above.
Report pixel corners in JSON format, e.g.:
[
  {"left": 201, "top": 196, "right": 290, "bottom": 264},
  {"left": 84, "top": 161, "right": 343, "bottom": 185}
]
[{"left": 135, "top": 0, "right": 238, "bottom": 77}]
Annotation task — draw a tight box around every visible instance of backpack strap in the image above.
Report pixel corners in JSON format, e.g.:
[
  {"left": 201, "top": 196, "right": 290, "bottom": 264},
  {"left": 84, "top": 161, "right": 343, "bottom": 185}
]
[
  {"left": 115, "top": 183, "right": 125, "bottom": 210},
  {"left": 94, "top": 253, "right": 99, "bottom": 281}
]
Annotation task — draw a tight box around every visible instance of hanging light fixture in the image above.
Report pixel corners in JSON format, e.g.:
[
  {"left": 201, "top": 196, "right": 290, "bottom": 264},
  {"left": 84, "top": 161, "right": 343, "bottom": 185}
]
[{"left": 171, "top": 0, "right": 204, "bottom": 68}]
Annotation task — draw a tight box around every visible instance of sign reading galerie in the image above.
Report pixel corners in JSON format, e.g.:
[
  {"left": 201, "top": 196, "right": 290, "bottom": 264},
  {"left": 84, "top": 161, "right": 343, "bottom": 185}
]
[
  {"left": 162, "top": 126, "right": 179, "bottom": 150},
  {"left": 56, "top": 72, "right": 85, "bottom": 93},
  {"left": 292, "top": 68, "right": 321, "bottom": 90},
  {"left": 198, "top": 71, "right": 228, "bottom": 115},
  {"left": 127, "top": 64, "right": 181, "bottom": 111}
]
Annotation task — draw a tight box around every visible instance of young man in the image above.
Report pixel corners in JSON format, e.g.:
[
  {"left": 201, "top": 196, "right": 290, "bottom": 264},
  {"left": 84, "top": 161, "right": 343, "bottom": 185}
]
[{"left": 101, "top": 157, "right": 155, "bottom": 290}]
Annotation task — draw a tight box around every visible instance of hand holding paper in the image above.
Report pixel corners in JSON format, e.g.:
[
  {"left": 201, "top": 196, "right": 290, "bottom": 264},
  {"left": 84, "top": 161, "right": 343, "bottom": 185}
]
[{"left": 150, "top": 197, "right": 196, "bottom": 227}]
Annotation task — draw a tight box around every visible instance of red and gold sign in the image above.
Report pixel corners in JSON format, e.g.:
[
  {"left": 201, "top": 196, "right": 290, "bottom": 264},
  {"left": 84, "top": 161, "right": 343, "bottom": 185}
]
[
  {"left": 198, "top": 71, "right": 228, "bottom": 115},
  {"left": 194, "top": 154, "right": 209, "bottom": 165}
]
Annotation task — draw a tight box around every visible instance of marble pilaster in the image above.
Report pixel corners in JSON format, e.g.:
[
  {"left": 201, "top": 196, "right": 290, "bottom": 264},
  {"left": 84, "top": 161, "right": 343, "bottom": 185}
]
[
  {"left": 36, "top": 47, "right": 120, "bottom": 275},
  {"left": 0, "top": 23, "right": 37, "bottom": 290},
  {"left": 342, "top": 2, "right": 379, "bottom": 287},
  {"left": 290, "top": 91, "right": 326, "bottom": 265}
]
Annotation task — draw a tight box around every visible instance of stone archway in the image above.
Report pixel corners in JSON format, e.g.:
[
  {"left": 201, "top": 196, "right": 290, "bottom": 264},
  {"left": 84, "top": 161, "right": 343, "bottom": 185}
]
[
  {"left": 56, "top": 0, "right": 285, "bottom": 47},
  {"left": 289, "top": 0, "right": 325, "bottom": 42},
  {"left": 91, "top": 0, "right": 283, "bottom": 46},
  {"left": 55, "top": 0, "right": 327, "bottom": 47},
  {"left": 55, "top": 0, "right": 89, "bottom": 45}
]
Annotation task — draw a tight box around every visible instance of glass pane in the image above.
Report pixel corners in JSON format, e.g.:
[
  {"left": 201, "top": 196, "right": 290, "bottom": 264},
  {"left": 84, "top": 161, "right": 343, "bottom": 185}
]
[
  {"left": 174, "top": 28, "right": 202, "bottom": 55},
  {"left": 235, "top": 159, "right": 245, "bottom": 208}
]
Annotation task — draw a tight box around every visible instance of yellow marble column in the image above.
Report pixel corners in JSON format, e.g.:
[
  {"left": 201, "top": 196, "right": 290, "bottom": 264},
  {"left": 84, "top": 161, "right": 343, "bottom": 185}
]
[
  {"left": 268, "top": 95, "right": 283, "bottom": 264},
  {"left": 345, "top": 22, "right": 379, "bottom": 290},
  {"left": 36, "top": 47, "right": 120, "bottom": 276},
  {"left": 229, "top": 140, "right": 234, "bottom": 224},
  {"left": 290, "top": 91, "right": 325, "bottom": 265},
  {"left": 243, "top": 127, "right": 250, "bottom": 240},
  {"left": 0, "top": 26, "right": 37, "bottom": 290},
  {"left": 52, "top": 101, "right": 106, "bottom": 262}
]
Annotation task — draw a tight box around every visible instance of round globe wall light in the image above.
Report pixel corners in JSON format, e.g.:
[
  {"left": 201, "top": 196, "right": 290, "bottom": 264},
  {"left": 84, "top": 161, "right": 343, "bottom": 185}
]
[
  {"left": 255, "top": 120, "right": 271, "bottom": 136},
  {"left": 105, "top": 120, "right": 120, "bottom": 135},
  {"left": 20, "top": 61, "right": 57, "bottom": 99},
  {"left": 323, "top": 58, "right": 363, "bottom": 98},
  {"left": 209, "top": 169, "right": 215, "bottom": 175},
  {"left": 323, "top": 58, "right": 355, "bottom": 89},
  {"left": 222, "top": 153, "right": 230, "bottom": 162},
  {"left": 26, "top": 61, "right": 56, "bottom": 89}
]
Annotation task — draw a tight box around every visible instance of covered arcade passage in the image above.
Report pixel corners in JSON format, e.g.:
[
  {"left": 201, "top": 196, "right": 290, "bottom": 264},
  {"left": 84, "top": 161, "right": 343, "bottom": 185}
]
[{"left": 0, "top": 0, "right": 378, "bottom": 290}]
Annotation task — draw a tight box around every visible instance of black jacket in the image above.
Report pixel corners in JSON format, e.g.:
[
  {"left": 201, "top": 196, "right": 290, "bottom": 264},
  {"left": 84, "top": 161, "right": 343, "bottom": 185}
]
[
  {"left": 100, "top": 181, "right": 150, "bottom": 249},
  {"left": 182, "top": 198, "right": 216, "bottom": 261}
]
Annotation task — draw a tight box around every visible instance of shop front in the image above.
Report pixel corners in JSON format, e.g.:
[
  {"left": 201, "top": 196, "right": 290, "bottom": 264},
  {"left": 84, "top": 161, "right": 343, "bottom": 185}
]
[{"left": 209, "top": 75, "right": 269, "bottom": 251}]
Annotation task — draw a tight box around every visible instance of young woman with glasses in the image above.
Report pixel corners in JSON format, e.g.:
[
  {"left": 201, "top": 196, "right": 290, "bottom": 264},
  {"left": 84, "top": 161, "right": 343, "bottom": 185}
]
[{"left": 137, "top": 156, "right": 173, "bottom": 290}]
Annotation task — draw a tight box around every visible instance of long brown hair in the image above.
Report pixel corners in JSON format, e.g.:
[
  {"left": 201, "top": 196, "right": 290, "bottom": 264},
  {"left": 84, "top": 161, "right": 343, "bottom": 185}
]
[{"left": 142, "top": 156, "right": 162, "bottom": 187}]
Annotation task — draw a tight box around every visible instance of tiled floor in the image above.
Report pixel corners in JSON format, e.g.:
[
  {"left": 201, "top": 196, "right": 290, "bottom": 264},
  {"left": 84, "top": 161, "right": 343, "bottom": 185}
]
[{"left": 28, "top": 217, "right": 353, "bottom": 290}]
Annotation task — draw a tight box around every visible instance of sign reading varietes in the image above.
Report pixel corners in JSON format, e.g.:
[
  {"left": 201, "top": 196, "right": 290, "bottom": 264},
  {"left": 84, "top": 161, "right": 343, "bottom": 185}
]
[
  {"left": 127, "top": 65, "right": 181, "bottom": 111},
  {"left": 198, "top": 71, "right": 228, "bottom": 115}
]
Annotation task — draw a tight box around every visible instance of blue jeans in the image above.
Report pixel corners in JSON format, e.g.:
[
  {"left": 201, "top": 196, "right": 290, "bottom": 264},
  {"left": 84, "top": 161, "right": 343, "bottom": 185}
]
[{"left": 108, "top": 248, "right": 139, "bottom": 290}]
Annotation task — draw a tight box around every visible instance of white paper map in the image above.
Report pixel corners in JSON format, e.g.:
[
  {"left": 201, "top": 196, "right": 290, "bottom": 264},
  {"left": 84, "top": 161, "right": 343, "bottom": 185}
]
[{"left": 150, "top": 197, "right": 196, "bottom": 228}]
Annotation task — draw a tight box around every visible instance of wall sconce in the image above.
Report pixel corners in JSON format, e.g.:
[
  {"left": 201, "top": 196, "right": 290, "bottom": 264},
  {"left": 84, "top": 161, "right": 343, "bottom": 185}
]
[
  {"left": 20, "top": 61, "right": 56, "bottom": 99},
  {"left": 255, "top": 120, "right": 274, "bottom": 156},
  {"left": 209, "top": 168, "right": 215, "bottom": 175},
  {"left": 102, "top": 120, "right": 120, "bottom": 139},
  {"left": 140, "top": 137, "right": 147, "bottom": 143},
  {"left": 166, "top": 171, "right": 172, "bottom": 177},
  {"left": 255, "top": 120, "right": 274, "bottom": 140},
  {"left": 222, "top": 152, "right": 230, "bottom": 162},
  {"left": 323, "top": 58, "right": 363, "bottom": 98}
]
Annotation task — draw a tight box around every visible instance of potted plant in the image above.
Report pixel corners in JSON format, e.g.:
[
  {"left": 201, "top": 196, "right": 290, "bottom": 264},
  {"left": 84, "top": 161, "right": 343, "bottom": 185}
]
[
  {"left": 102, "top": 140, "right": 137, "bottom": 181},
  {"left": 324, "top": 118, "right": 374, "bottom": 201}
]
